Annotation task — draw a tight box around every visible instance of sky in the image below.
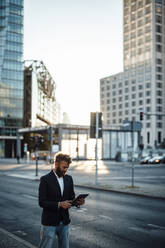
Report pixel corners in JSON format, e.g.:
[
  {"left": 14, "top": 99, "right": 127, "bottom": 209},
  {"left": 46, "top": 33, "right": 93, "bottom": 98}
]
[{"left": 24, "top": 0, "right": 123, "bottom": 125}]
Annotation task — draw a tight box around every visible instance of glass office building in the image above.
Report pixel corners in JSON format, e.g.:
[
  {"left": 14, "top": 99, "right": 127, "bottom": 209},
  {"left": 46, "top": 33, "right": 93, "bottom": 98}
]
[{"left": 0, "top": 0, "right": 24, "bottom": 157}]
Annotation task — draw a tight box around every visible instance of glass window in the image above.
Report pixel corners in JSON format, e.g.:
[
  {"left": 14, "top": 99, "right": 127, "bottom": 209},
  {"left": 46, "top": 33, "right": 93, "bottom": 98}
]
[
  {"left": 156, "top": 25, "right": 162, "bottom": 33},
  {"left": 158, "top": 132, "right": 161, "bottom": 144}
]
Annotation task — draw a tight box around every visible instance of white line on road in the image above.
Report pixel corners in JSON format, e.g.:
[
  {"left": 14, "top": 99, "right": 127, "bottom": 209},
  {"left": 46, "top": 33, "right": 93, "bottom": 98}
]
[
  {"left": 22, "top": 194, "right": 37, "bottom": 200},
  {"left": 147, "top": 224, "right": 165, "bottom": 230},
  {"left": 99, "top": 215, "right": 112, "bottom": 221},
  {"left": 0, "top": 227, "right": 37, "bottom": 248}
]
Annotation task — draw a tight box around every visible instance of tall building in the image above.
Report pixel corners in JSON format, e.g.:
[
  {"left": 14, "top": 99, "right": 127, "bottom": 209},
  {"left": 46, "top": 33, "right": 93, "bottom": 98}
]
[
  {"left": 24, "top": 60, "right": 58, "bottom": 127},
  {"left": 100, "top": 0, "right": 165, "bottom": 149},
  {"left": 0, "top": 0, "right": 24, "bottom": 157}
]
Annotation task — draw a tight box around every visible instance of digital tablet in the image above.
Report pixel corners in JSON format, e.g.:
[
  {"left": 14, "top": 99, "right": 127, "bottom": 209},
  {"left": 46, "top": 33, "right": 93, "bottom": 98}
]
[{"left": 71, "top": 194, "right": 89, "bottom": 206}]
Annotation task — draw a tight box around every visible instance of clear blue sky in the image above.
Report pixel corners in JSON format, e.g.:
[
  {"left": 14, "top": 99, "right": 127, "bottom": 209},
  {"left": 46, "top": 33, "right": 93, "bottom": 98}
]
[{"left": 24, "top": 0, "right": 123, "bottom": 125}]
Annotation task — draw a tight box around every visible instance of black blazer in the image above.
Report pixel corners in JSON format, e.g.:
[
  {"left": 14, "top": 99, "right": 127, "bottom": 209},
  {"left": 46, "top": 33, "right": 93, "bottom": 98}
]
[{"left": 39, "top": 170, "right": 75, "bottom": 226}]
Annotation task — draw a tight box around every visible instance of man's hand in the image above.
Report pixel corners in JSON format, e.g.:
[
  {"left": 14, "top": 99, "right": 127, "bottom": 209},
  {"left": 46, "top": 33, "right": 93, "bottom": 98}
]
[
  {"left": 76, "top": 198, "right": 85, "bottom": 207},
  {"left": 59, "top": 200, "right": 72, "bottom": 209}
]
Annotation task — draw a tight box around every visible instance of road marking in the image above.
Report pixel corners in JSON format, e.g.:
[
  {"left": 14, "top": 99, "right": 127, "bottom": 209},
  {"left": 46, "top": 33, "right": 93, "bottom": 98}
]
[
  {"left": 22, "top": 194, "right": 37, "bottom": 200},
  {"left": 99, "top": 215, "right": 112, "bottom": 221},
  {"left": 147, "top": 224, "right": 165, "bottom": 230},
  {"left": 0, "top": 227, "right": 37, "bottom": 248}
]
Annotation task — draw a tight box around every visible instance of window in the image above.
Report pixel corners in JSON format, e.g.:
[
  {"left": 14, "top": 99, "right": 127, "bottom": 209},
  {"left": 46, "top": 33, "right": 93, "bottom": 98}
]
[
  {"left": 138, "top": 29, "right": 143, "bottom": 36},
  {"left": 146, "top": 107, "right": 151, "bottom": 112},
  {"left": 157, "top": 106, "right": 162, "bottom": 112},
  {"left": 157, "top": 98, "right": 162, "bottom": 104},
  {"left": 107, "top": 86, "right": 110, "bottom": 90},
  {"left": 132, "top": 86, "right": 136, "bottom": 91},
  {"left": 146, "top": 115, "right": 150, "bottom": 120},
  {"left": 125, "top": 88, "right": 129, "bottom": 93},
  {"left": 146, "top": 123, "right": 150, "bottom": 128},
  {"left": 125, "top": 102, "right": 129, "bottom": 107},
  {"left": 119, "top": 97, "right": 122, "bottom": 102},
  {"left": 156, "top": 25, "right": 162, "bottom": 33},
  {"left": 157, "top": 115, "right": 162, "bottom": 120},
  {"left": 125, "top": 95, "right": 129, "bottom": 100},
  {"left": 112, "top": 105, "right": 116, "bottom": 110},
  {"left": 125, "top": 110, "right": 129, "bottom": 115},
  {"left": 132, "top": 109, "right": 136, "bottom": 114},
  {"left": 107, "top": 93, "right": 110, "bottom": 97},
  {"left": 139, "top": 85, "right": 143, "bottom": 90},
  {"left": 112, "top": 98, "right": 116, "bottom": 103},
  {"left": 156, "top": 58, "right": 162, "bottom": 64},
  {"left": 156, "top": 45, "right": 162, "bottom": 52},
  {"left": 157, "top": 91, "right": 162, "bottom": 96},
  {"left": 156, "top": 0, "right": 162, "bottom": 3},
  {"left": 158, "top": 131, "right": 161, "bottom": 144},
  {"left": 157, "top": 82, "right": 162, "bottom": 88},
  {"left": 146, "top": 99, "right": 151, "bottom": 104},
  {"left": 139, "top": 92, "right": 143, "bottom": 97},
  {"left": 119, "top": 104, "right": 122, "bottom": 109},
  {"left": 119, "top": 89, "right": 122, "bottom": 95},
  {"left": 132, "top": 101, "right": 136, "bottom": 106},
  {"left": 156, "top": 74, "right": 162, "bottom": 80},
  {"left": 112, "top": 112, "right": 116, "bottom": 117},
  {"left": 156, "top": 15, "right": 162, "bottom": 23},
  {"left": 125, "top": 80, "right": 129, "bottom": 85},
  {"left": 157, "top": 123, "right": 162, "bottom": 128},
  {"left": 101, "top": 87, "right": 104, "bottom": 91},
  {"left": 138, "top": 10, "right": 143, "bottom": 18},
  {"left": 147, "top": 132, "right": 150, "bottom": 143},
  {"left": 145, "top": 6, "right": 151, "bottom": 14},
  {"left": 138, "top": 20, "right": 143, "bottom": 27},
  {"left": 145, "top": 26, "right": 151, "bottom": 33},
  {"left": 107, "top": 99, "right": 110, "bottom": 104},
  {"left": 139, "top": 100, "right": 143, "bottom": 105},
  {"left": 156, "top": 67, "right": 162, "bottom": 72},
  {"left": 156, "top": 35, "right": 162, "bottom": 43},
  {"left": 146, "top": 83, "right": 151, "bottom": 88}
]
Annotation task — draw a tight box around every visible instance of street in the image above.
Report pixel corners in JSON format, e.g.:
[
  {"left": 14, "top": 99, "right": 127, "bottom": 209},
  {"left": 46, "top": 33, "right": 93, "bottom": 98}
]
[{"left": 0, "top": 174, "right": 165, "bottom": 248}]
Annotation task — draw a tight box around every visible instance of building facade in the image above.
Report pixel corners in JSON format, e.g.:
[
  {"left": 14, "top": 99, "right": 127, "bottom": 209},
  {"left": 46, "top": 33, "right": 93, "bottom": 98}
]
[
  {"left": 0, "top": 0, "right": 24, "bottom": 157},
  {"left": 100, "top": 0, "right": 165, "bottom": 149},
  {"left": 24, "top": 60, "right": 59, "bottom": 128}
]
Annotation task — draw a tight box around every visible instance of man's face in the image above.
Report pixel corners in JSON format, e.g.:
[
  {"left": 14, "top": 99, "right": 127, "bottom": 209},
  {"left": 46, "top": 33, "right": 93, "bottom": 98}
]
[{"left": 55, "top": 160, "right": 69, "bottom": 177}]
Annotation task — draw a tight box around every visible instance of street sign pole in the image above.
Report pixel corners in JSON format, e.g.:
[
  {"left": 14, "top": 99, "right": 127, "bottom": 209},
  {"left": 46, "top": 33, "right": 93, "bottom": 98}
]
[
  {"left": 131, "top": 120, "right": 135, "bottom": 187},
  {"left": 95, "top": 112, "right": 99, "bottom": 185}
]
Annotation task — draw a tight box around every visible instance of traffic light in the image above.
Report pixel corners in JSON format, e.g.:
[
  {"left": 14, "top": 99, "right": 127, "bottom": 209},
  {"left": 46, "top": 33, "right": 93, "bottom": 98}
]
[
  {"left": 140, "top": 112, "right": 143, "bottom": 121},
  {"left": 90, "top": 112, "right": 102, "bottom": 138}
]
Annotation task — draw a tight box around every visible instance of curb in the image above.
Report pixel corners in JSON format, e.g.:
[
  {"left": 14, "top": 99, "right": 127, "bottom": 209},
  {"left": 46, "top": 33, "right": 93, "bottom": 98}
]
[
  {"left": 0, "top": 227, "right": 37, "bottom": 248},
  {"left": 1, "top": 173, "right": 165, "bottom": 200},
  {"left": 74, "top": 184, "right": 165, "bottom": 201}
]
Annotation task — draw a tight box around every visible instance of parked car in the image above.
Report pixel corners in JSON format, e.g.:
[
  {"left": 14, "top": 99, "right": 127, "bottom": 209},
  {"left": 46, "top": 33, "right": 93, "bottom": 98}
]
[
  {"left": 140, "top": 156, "right": 152, "bottom": 164},
  {"left": 148, "top": 155, "right": 163, "bottom": 164},
  {"left": 160, "top": 156, "right": 165, "bottom": 163}
]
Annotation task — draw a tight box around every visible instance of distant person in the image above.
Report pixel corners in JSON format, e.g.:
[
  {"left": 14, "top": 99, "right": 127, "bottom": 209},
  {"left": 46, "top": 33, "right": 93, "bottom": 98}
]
[{"left": 38, "top": 152, "right": 84, "bottom": 248}]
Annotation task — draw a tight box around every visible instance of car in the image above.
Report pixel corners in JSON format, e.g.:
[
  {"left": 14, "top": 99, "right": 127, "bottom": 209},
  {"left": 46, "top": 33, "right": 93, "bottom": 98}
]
[
  {"left": 160, "top": 156, "right": 165, "bottom": 163},
  {"left": 148, "top": 155, "right": 163, "bottom": 164},
  {"left": 140, "top": 156, "right": 152, "bottom": 164}
]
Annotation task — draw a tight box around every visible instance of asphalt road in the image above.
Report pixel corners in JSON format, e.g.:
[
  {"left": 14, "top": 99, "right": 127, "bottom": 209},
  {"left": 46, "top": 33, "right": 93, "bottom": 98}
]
[{"left": 0, "top": 175, "right": 165, "bottom": 248}]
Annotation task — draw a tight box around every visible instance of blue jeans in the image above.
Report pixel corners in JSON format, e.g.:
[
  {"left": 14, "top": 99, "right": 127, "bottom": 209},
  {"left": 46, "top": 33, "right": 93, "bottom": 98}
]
[{"left": 39, "top": 223, "right": 69, "bottom": 248}]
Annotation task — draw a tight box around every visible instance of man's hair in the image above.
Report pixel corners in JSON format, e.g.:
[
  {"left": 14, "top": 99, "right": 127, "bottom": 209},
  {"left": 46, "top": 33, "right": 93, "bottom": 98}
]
[{"left": 54, "top": 152, "right": 72, "bottom": 165}]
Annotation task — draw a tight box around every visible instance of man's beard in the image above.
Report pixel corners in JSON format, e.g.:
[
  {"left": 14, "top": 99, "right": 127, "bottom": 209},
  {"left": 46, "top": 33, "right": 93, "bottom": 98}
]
[{"left": 56, "top": 166, "right": 64, "bottom": 177}]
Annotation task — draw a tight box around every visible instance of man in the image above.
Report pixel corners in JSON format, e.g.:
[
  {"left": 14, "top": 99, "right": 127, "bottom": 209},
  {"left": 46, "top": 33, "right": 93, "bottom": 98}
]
[{"left": 38, "top": 152, "right": 84, "bottom": 248}]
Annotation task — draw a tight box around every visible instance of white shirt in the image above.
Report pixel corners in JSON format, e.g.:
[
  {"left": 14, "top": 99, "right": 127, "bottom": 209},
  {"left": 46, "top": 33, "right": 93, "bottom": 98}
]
[{"left": 54, "top": 171, "right": 64, "bottom": 196}]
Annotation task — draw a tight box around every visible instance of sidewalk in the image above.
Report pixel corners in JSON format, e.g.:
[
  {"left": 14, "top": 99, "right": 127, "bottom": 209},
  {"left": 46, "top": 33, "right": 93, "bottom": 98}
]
[
  {"left": 0, "top": 159, "right": 165, "bottom": 199},
  {"left": 0, "top": 227, "right": 37, "bottom": 248}
]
